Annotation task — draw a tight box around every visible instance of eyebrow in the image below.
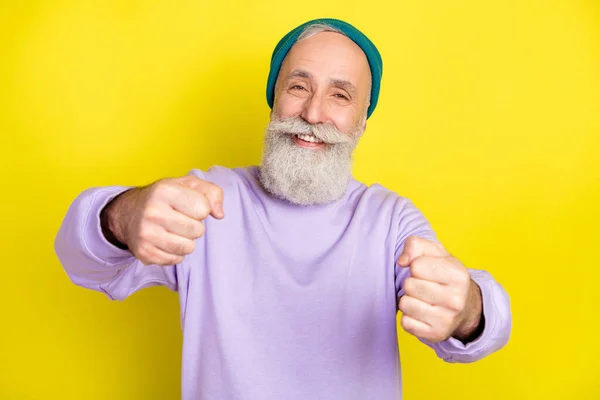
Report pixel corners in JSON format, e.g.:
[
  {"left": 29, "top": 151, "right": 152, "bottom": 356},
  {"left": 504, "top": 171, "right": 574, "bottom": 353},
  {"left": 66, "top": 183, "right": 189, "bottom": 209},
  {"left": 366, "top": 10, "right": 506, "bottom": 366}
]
[
  {"left": 288, "top": 69, "right": 312, "bottom": 80},
  {"left": 286, "top": 69, "right": 357, "bottom": 97},
  {"left": 329, "top": 78, "right": 357, "bottom": 97}
]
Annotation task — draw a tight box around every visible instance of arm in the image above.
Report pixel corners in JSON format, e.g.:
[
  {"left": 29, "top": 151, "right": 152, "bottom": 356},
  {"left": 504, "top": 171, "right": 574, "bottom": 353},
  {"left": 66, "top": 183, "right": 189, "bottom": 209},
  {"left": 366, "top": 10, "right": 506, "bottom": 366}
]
[
  {"left": 54, "top": 174, "right": 225, "bottom": 301},
  {"left": 394, "top": 199, "right": 512, "bottom": 363},
  {"left": 421, "top": 268, "right": 512, "bottom": 363},
  {"left": 54, "top": 186, "right": 178, "bottom": 300}
]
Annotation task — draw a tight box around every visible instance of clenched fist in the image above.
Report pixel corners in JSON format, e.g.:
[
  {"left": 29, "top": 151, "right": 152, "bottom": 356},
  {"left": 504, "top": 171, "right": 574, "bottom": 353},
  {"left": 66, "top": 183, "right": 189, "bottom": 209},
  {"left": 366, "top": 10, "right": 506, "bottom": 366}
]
[
  {"left": 100, "top": 175, "right": 224, "bottom": 266},
  {"left": 397, "top": 236, "right": 484, "bottom": 343}
]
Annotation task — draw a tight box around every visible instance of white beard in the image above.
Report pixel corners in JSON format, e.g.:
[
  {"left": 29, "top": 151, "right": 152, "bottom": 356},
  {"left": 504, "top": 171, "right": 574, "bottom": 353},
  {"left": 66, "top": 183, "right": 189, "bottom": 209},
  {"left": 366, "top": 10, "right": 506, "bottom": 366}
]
[{"left": 258, "top": 116, "right": 361, "bottom": 206}]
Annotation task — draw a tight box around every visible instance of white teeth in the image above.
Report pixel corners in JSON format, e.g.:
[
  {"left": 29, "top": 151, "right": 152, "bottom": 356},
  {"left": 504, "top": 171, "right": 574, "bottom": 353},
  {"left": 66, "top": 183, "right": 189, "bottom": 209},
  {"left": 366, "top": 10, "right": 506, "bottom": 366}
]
[{"left": 297, "top": 134, "right": 323, "bottom": 143}]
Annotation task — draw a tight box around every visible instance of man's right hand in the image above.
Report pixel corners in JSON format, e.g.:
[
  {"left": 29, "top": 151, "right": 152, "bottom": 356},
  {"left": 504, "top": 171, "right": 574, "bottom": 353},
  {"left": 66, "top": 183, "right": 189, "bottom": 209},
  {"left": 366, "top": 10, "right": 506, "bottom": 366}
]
[{"left": 100, "top": 175, "right": 225, "bottom": 266}]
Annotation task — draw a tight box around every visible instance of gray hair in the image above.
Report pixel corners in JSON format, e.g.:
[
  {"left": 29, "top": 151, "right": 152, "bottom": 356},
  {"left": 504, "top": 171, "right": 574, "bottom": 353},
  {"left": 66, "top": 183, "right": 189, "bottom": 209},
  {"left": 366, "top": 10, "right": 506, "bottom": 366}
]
[{"left": 297, "top": 23, "right": 344, "bottom": 41}]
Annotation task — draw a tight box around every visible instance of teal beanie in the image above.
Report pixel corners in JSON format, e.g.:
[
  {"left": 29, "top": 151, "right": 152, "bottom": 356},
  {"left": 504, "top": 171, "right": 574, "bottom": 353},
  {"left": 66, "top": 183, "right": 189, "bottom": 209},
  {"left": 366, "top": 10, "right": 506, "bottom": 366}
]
[{"left": 266, "top": 18, "right": 383, "bottom": 119}]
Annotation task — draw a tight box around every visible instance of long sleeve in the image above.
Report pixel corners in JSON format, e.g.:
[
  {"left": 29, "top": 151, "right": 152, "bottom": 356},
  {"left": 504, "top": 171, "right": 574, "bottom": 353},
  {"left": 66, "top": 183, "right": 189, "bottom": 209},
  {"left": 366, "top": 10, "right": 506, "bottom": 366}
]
[
  {"left": 54, "top": 186, "right": 179, "bottom": 301},
  {"left": 394, "top": 197, "right": 512, "bottom": 363},
  {"left": 420, "top": 269, "right": 512, "bottom": 363}
]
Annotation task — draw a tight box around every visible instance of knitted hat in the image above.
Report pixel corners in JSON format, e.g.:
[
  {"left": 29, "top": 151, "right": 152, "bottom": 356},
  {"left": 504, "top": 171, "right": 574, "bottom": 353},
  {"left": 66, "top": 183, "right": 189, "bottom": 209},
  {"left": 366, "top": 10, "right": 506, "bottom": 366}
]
[{"left": 266, "top": 18, "right": 383, "bottom": 119}]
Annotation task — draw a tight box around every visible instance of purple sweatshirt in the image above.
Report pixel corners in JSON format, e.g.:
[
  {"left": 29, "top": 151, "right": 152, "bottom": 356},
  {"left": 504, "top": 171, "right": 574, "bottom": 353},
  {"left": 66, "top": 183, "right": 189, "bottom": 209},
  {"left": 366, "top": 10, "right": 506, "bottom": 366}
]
[{"left": 55, "top": 166, "right": 511, "bottom": 400}]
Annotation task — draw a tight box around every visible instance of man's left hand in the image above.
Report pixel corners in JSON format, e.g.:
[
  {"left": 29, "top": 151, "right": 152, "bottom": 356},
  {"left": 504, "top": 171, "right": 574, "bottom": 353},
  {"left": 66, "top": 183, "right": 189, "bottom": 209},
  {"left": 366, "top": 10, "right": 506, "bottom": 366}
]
[{"left": 397, "top": 236, "right": 483, "bottom": 343}]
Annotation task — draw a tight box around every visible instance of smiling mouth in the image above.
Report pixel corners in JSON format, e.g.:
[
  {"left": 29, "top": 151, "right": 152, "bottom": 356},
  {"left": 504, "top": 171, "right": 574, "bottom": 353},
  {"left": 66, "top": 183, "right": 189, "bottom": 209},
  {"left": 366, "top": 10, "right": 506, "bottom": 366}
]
[
  {"left": 294, "top": 133, "right": 323, "bottom": 143},
  {"left": 292, "top": 133, "right": 327, "bottom": 149}
]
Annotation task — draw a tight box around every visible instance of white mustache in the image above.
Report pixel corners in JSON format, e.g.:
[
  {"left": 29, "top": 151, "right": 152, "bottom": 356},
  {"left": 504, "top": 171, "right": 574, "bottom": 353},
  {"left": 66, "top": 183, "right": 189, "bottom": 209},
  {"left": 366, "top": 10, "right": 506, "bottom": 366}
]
[{"left": 267, "top": 116, "right": 354, "bottom": 145}]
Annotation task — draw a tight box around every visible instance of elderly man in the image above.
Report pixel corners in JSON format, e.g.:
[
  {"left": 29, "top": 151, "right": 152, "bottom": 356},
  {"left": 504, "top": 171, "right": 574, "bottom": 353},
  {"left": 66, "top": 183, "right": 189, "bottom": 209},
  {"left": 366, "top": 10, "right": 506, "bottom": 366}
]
[{"left": 55, "top": 18, "right": 511, "bottom": 400}]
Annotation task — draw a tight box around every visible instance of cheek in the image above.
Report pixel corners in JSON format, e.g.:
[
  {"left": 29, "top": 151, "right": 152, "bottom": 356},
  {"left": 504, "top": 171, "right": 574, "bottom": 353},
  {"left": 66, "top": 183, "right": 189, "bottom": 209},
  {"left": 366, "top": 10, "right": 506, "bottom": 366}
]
[{"left": 330, "top": 111, "right": 357, "bottom": 134}]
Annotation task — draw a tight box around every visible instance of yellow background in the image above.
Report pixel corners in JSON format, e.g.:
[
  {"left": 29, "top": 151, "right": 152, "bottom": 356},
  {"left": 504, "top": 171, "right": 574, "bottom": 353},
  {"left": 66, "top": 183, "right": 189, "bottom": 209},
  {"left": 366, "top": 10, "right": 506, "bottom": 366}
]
[{"left": 1, "top": 0, "right": 599, "bottom": 399}]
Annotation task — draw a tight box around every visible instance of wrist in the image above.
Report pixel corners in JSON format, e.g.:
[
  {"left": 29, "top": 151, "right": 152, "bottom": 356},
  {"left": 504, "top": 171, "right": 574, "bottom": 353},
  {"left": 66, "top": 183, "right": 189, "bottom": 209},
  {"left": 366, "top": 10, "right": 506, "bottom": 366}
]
[
  {"left": 452, "top": 280, "right": 485, "bottom": 343},
  {"left": 100, "top": 190, "right": 132, "bottom": 249}
]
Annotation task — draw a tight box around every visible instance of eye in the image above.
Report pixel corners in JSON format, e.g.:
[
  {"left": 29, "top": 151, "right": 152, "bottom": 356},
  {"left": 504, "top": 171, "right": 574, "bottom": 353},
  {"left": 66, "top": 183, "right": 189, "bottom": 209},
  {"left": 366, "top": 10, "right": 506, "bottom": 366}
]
[
  {"left": 291, "top": 85, "right": 306, "bottom": 91},
  {"left": 334, "top": 93, "right": 349, "bottom": 100}
]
